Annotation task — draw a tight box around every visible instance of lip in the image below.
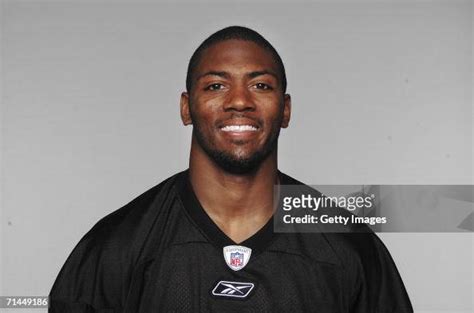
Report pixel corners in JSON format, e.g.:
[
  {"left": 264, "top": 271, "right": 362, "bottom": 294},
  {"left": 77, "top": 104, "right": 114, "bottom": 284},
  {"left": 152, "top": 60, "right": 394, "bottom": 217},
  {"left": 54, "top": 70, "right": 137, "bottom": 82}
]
[
  {"left": 220, "top": 125, "right": 259, "bottom": 132},
  {"left": 218, "top": 118, "right": 260, "bottom": 131},
  {"left": 218, "top": 118, "right": 261, "bottom": 139}
]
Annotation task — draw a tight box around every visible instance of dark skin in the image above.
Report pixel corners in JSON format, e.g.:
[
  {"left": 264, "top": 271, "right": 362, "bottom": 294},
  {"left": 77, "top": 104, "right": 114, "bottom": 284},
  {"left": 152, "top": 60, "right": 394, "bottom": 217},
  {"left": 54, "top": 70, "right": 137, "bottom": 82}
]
[{"left": 180, "top": 40, "right": 291, "bottom": 243}]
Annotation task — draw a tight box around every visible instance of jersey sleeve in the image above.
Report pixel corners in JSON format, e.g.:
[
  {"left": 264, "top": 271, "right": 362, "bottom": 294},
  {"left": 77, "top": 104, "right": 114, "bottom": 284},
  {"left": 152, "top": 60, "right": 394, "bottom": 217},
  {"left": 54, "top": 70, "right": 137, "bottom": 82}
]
[
  {"left": 48, "top": 223, "right": 126, "bottom": 313},
  {"left": 48, "top": 176, "right": 177, "bottom": 313},
  {"left": 350, "top": 233, "right": 413, "bottom": 313}
]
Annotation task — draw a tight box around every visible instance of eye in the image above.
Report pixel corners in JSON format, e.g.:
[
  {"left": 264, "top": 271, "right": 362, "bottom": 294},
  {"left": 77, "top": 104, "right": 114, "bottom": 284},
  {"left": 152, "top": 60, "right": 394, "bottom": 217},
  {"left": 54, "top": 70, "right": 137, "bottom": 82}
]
[
  {"left": 253, "top": 83, "right": 273, "bottom": 90},
  {"left": 205, "top": 83, "right": 225, "bottom": 91}
]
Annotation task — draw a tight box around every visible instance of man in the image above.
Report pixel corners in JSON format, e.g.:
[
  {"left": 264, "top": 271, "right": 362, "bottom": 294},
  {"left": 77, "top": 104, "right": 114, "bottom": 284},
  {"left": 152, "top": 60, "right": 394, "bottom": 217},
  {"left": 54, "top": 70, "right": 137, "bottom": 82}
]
[{"left": 50, "top": 26, "right": 413, "bottom": 312}]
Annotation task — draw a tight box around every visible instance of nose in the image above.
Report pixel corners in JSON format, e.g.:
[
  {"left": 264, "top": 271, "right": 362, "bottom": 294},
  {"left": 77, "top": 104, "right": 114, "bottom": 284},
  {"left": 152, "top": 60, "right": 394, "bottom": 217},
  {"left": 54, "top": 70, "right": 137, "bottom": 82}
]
[{"left": 223, "top": 85, "right": 256, "bottom": 112}]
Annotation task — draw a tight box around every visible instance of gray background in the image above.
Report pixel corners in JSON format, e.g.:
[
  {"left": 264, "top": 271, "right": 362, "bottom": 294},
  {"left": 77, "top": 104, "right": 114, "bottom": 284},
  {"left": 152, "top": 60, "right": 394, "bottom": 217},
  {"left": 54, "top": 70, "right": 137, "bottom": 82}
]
[{"left": 1, "top": 0, "right": 473, "bottom": 312}]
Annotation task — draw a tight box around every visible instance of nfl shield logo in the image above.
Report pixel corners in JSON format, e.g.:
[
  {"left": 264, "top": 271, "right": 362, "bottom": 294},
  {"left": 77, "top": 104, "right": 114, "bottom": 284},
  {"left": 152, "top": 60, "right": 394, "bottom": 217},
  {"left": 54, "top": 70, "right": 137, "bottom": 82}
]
[
  {"left": 230, "top": 252, "right": 244, "bottom": 267},
  {"left": 223, "top": 245, "right": 252, "bottom": 271}
]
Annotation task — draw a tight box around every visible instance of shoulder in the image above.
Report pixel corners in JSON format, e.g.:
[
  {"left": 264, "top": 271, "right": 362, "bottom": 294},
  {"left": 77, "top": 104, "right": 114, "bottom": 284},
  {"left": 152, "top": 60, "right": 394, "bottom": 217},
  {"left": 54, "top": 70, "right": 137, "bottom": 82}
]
[
  {"left": 277, "top": 171, "right": 371, "bottom": 233},
  {"left": 278, "top": 172, "right": 412, "bottom": 311},
  {"left": 278, "top": 171, "right": 392, "bottom": 264},
  {"left": 50, "top": 172, "right": 185, "bottom": 304},
  {"left": 320, "top": 232, "right": 390, "bottom": 272},
  {"left": 77, "top": 172, "right": 180, "bottom": 257}
]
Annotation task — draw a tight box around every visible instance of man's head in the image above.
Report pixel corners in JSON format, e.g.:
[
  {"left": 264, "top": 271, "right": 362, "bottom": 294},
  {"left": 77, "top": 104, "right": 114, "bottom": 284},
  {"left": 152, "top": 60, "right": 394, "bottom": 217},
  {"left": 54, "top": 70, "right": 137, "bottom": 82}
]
[
  {"left": 185, "top": 26, "right": 287, "bottom": 94},
  {"left": 180, "top": 26, "right": 291, "bottom": 174}
]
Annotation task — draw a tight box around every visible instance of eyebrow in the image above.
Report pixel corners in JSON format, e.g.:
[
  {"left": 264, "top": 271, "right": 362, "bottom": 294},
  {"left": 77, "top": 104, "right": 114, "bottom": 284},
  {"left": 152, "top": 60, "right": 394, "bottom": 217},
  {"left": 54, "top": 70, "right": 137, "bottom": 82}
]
[
  {"left": 196, "top": 70, "right": 279, "bottom": 81},
  {"left": 196, "top": 71, "right": 230, "bottom": 81},
  {"left": 247, "top": 70, "right": 278, "bottom": 80}
]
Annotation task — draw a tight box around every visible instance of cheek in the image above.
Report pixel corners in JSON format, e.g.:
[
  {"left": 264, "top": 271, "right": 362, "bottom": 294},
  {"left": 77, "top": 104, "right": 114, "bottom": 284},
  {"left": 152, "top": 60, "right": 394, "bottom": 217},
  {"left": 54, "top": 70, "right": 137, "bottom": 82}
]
[
  {"left": 190, "top": 96, "right": 222, "bottom": 116},
  {"left": 190, "top": 108, "right": 220, "bottom": 138},
  {"left": 189, "top": 100, "right": 213, "bottom": 122},
  {"left": 260, "top": 102, "right": 285, "bottom": 124}
]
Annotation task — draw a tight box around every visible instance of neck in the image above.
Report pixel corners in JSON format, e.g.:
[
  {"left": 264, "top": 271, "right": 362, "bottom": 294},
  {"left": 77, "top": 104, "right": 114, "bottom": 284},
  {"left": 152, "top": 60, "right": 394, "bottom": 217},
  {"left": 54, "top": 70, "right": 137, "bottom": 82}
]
[{"left": 188, "top": 137, "right": 278, "bottom": 243}]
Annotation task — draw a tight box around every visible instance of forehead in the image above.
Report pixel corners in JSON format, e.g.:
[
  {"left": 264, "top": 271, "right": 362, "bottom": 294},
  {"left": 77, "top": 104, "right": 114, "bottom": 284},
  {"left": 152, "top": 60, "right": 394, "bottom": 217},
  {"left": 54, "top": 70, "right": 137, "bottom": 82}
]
[{"left": 195, "top": 39, "right": 279, "bottom": 75}]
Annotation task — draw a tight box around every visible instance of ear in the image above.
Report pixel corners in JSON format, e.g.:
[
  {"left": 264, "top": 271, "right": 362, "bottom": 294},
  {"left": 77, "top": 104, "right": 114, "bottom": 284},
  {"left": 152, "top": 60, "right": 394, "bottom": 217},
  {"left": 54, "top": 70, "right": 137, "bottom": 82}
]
[
  {"left": 180, "top": 92, "right": 192, "bottom": 125},
  {"left": 281, "top": 94, "right": 291, "bottom": 128}
]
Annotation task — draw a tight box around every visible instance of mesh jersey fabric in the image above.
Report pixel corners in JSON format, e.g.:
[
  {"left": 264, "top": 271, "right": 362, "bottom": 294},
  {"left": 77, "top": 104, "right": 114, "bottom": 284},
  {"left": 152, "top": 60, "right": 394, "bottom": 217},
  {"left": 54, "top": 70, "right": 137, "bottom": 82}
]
[{"left": 49, "top": 170, "right": 413, "bottom": 313}]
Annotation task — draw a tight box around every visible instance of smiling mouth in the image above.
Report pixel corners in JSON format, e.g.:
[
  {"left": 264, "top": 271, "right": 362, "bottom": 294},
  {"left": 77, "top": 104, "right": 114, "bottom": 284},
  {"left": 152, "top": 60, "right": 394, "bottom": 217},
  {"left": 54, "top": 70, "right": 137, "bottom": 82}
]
[{"left": 221, "top": 125, "right": 259, "bottom": 132}]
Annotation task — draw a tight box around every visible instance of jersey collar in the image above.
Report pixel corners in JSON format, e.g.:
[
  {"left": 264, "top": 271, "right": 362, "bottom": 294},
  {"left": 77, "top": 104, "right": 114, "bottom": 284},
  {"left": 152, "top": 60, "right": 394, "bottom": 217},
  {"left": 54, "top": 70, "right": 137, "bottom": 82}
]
[
  {"left": 173, "top": 169, "right": 340, "bottom": 266},
  {"left": 174, "top": 170, "right": 285, "bottom": 255}
]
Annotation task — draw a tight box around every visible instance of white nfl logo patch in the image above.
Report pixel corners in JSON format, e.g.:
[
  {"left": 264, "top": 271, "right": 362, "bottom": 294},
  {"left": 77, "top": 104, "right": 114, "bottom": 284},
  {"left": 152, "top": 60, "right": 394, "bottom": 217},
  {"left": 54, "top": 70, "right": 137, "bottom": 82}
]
[{"left": 223, "top": 245, "right": 252, "bottom": 271}]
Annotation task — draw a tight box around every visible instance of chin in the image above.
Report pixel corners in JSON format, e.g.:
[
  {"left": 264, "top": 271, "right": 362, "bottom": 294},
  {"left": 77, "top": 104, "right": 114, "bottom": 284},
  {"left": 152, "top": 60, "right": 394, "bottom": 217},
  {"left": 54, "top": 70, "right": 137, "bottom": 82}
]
[
  {"left": 193, "top": 129, "right": 277, "bottom": 174},
  {"left": 210, "top": 147, "right": 274, "bottom": 175}
]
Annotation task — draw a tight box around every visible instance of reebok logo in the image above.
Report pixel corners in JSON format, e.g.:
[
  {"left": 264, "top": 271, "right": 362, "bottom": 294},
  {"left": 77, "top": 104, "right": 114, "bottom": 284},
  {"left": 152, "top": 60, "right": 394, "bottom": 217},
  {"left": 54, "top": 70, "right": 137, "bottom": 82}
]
[{"left": 211, "top": 281, "right": 255, "bottom": 299}]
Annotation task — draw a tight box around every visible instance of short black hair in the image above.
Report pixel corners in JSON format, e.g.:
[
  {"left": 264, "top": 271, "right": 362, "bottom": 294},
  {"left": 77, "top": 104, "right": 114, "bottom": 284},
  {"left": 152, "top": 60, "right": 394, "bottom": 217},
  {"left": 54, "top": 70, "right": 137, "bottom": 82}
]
[{"left": 186, "top": 26, "right": 287, "bottom": 93}]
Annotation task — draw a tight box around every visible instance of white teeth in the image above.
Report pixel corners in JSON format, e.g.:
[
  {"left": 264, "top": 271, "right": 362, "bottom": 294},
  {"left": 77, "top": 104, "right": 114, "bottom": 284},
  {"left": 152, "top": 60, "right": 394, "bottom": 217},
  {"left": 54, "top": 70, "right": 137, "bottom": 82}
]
[{"left": 221, "top": 125, "right": 258, "bottom": 132}]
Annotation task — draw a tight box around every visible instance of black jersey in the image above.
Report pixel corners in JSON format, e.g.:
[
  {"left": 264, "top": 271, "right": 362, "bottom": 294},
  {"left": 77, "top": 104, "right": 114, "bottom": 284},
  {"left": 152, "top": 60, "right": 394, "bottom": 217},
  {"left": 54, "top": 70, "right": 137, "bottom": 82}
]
[{"left": 49, "top": 170, "right": 413, "bottom": 313}]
